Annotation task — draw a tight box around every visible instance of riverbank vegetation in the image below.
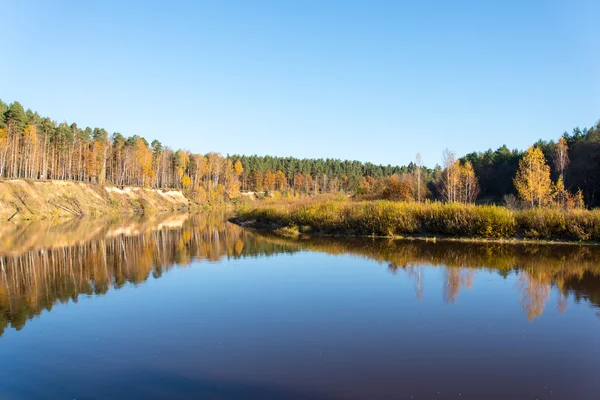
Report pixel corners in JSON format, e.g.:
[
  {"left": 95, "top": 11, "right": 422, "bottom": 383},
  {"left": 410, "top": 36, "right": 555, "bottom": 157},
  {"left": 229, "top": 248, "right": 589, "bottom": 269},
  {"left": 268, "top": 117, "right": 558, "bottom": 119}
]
[
  {"left": 232, "top": 117, "right": 600, "bottom": 242},
  {"left": 235, "top": 198, "right": 600, "bottom": 242}
]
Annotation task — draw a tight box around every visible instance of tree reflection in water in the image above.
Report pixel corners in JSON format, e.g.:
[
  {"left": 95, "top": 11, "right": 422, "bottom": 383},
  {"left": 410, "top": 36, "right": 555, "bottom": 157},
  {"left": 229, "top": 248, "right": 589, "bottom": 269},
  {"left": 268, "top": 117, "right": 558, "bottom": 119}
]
[{"left": 1, "top": 214, "right": 600, "bottom": 335}]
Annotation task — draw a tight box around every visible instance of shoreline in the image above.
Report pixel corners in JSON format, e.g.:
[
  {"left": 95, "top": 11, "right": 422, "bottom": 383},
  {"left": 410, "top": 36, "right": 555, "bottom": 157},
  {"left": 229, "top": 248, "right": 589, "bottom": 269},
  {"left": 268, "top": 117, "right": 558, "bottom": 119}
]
[
  {"left": 0, "top": 179, "right": 233, "bottom": 221},
  {"left": 231, "top": 199, "right": 600, "bottom": 243},
  {"left": 229, "top": 217, "right": 600, "bottom": 247}
]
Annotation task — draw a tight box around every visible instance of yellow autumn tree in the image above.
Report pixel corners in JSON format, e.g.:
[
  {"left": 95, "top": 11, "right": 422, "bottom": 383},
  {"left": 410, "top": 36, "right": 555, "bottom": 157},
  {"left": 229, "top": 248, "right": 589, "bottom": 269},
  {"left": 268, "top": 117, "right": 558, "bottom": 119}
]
[
  {"left": 196, "top": 186, "right": 208, "bottom": 202},
  {"left": 87, "top": 142, "right": 104, "bottom": 181},
  {"left": 553, "top": 176, "right": 567, "bottom": 208},
  {"left": 224, "top": 159, "right": 241, "bottom": 199},
  {"left": 174, "top": 150, "right": 190, "bottom": 188},
  {"left": 553, "top": 175, "right": 586, "bottom": 209},
  {"left": 190, "top": 153, "right": 207, "bottom": 189},
  {"left": 460, "top": 161, "right": 480, "bottom": 203},
  {"left": 181, "top": 174, "right": 192, "bottom": 189},
  {"left": 439, "top": 157, "right": 480, "bottom": 204},
  {"left": 233, "top": 160, "right": 244, "bottom": 176},
  {"left": 134, "top": 138, "right": 153, "bottom": 186},
  {"left": 514, "top": 146, "right": 553, "bottom": 207}
]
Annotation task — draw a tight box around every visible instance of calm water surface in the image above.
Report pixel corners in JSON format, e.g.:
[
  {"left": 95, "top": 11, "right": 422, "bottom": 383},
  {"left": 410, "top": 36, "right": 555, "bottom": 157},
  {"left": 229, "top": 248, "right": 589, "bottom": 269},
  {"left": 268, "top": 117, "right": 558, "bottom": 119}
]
[{"left": 0, "top": 214, "right": 599, "bottom": 399}]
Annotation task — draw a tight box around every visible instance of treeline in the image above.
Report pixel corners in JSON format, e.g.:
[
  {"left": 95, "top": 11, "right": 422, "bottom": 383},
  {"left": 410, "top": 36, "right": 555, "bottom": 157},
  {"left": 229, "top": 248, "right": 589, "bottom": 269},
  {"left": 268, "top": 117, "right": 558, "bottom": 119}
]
[
  {"left": 0, "top": 100, "right": 244, "bottom": 202},
  {"left": 2, "top": 98, "right": 599, "bottom": 206},
  {"left": 229, "top": 154, "right": 425, "bottom": 194},
  {"left": 463, "top": 123, "right": 600, "bottom": 207},
  {"left": 230, "top": 123, "right": 600, "bottom": 208},
  {"left": 0, "top": 99, "right": 421, "bottom": 202},
  {"left": 228, "top": 153, "right": 439, "bottom": 202}
]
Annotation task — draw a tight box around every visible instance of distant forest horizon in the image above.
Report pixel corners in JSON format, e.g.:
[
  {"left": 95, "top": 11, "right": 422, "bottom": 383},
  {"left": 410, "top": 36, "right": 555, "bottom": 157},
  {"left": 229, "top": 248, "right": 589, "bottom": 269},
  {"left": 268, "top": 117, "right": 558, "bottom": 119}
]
[{"left": 1, "top": 98, "right": 599, "bottom": 206}]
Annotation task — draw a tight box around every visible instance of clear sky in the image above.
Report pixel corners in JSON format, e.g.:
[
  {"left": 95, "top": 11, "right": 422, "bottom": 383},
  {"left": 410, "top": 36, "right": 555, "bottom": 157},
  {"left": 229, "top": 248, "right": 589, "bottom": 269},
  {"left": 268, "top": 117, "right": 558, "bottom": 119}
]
[{"left": 1, "top": 0, "right": 598, "bottom": 167}]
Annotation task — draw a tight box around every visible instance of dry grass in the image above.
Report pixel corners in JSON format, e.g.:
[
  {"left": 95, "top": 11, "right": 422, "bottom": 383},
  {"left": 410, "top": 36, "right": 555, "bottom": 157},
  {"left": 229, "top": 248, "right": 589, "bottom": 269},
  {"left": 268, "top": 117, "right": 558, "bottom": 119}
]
[{"left": 237, "top": 198, "right": 600, "bottom": 242}]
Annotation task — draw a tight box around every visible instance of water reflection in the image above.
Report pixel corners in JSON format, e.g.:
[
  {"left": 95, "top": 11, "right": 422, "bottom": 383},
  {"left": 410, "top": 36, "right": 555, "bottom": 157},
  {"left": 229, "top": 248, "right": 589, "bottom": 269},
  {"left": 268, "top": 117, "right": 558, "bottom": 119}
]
[
  {"left": 0, "top": 213, "right": 297, "bottom": 336},
  {"left": 1, "top": 214, "right": 599, "bottom": 336},
  {"left": 278, "top": 235, "right": 600, "bottom": 321}
]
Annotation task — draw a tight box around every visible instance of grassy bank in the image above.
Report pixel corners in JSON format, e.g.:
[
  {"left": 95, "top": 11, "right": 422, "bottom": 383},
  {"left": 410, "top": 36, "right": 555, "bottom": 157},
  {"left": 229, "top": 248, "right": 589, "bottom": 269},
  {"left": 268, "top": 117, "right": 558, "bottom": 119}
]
[{"left": 234, "top": 199, "right": 600, "bottom": 242}]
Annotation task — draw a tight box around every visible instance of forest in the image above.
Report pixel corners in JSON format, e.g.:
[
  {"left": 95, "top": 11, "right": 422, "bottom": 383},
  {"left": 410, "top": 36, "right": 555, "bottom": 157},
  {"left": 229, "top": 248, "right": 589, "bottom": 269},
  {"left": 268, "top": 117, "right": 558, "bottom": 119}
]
[
  {"left": 463, "top": 126, "right": 600, "bottom": 208},
  {"left": 1, "top": 99, "right": 599, "bottom": 207},
  {"left": 0, "top": 99, "right": 413, "bottom": 203}
]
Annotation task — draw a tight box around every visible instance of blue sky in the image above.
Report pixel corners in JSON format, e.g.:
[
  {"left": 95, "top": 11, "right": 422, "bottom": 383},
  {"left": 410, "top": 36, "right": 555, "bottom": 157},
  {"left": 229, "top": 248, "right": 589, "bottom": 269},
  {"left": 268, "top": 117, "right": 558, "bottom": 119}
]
[{"left": 1, "top": 0, "right": 598, "bottom": 167}]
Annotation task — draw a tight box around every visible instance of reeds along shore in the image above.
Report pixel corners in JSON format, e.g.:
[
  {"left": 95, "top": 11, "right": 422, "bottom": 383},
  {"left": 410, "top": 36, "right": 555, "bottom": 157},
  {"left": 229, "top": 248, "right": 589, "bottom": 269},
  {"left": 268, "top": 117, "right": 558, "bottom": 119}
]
[{"left": 235, "top": 199, "right": 600, "bottom": 242}]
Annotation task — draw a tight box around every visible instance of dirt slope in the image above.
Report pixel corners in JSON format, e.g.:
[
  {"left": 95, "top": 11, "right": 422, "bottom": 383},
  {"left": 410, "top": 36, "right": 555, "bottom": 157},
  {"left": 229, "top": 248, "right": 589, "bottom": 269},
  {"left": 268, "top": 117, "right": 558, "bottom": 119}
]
[{"left": 0, "top": 179, "right": 192, "bottom": 220}]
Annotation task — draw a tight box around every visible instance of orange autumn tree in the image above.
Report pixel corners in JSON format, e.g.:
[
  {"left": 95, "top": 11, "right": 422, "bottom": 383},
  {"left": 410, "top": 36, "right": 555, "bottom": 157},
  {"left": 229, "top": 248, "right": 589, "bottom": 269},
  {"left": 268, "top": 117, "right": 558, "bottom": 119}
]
[
  {"left": 275, "top": 170, "right": 287, "bottom": 190},
  {"left": 382, "top": 174, "right": 414, "bottom": 201},
  {"left": 263, "top": 170, "right": 276, "bottom": 191},
  {"left": 293, "top": 173, "right": 305, "bottom": 193},
  {"left": 251, "top": 170, "right": 264, "bottom": 192}
]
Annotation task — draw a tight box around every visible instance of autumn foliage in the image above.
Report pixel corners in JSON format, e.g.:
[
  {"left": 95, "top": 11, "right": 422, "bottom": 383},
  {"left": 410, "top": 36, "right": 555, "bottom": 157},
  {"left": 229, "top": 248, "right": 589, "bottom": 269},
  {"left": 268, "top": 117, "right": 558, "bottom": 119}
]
[
  {"left": 0, "top": 99, "right": 597, "bottom": 209},
  {"left": 0, "top": 101, "right": 244, "bottom": 203},
  {"left": 514, "top": 145, "right": 585, "bottom": 210}
]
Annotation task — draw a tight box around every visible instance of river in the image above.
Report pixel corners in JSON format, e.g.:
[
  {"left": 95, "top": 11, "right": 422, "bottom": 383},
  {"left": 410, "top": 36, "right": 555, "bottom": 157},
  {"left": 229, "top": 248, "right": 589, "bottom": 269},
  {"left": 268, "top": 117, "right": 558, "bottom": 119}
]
[{"left": 0, "top": 213, "right": 599, "bottom": 399}]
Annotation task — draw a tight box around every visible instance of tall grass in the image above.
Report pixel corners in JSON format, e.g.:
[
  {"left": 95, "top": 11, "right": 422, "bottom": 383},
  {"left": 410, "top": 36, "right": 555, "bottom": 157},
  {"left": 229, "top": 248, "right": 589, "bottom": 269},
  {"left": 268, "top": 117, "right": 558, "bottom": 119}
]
[{"left": 236, "top": 199, "right": 600, "bottom": 242}]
